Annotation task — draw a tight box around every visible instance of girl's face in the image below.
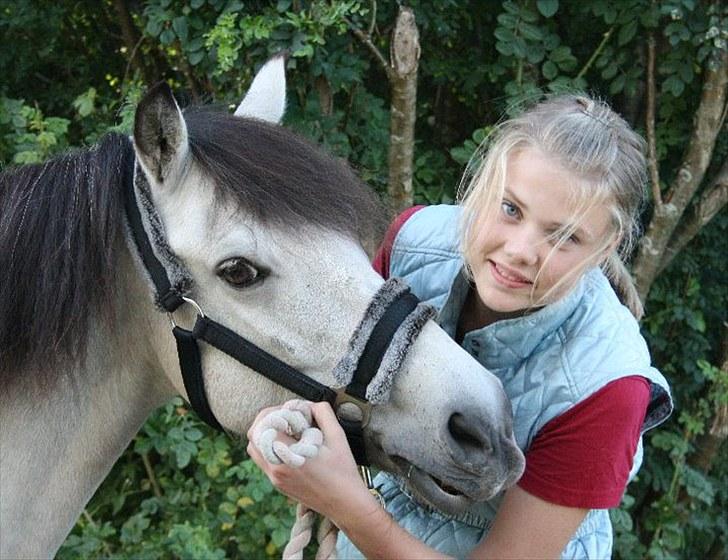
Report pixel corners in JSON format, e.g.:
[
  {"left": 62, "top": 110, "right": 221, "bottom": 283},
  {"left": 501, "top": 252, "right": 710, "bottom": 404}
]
[{"left": 470, "top": 147, "right": 614, "bottom": 317}]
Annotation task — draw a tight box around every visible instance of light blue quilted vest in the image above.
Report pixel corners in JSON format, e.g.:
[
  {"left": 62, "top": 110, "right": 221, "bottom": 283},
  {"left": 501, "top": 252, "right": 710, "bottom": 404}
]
[{"left": 338, "top": 205, "right": 672, "bottom": 559}]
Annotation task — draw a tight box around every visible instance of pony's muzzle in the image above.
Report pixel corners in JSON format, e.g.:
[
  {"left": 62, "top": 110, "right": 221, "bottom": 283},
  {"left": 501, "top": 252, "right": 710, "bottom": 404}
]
[{"left": 445, "top": 407, "right": 525, "bottom": 481}]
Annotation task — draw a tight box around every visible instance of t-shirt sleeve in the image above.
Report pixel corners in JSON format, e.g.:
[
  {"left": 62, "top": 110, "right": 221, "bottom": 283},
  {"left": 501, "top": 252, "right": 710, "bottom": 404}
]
[
  {"left": 372, "top": 206, "right": 425, "bottom": 278},
  {"left": 517, "top": 376, "right": 650, "bottom": 509}
]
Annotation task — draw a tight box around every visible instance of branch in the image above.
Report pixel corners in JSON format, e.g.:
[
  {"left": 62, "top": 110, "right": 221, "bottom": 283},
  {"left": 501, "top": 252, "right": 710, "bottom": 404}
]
[
  {"left": 632, "top": 48, "right": 728, "bottom": 301},
  {"left": 657, "top": 158, "right": 728, "bottom": 274},
  {"left": 662, "top": 49, "right": 727, "bottom": 211},
  {"left": 122, "top": 34, "right": 145, "bottom": 85},
  {"left": 368, "top": 0, "right": 377, "bottom": 37},
  {"left": 345, "top": 16, "right": 391, "bottom": 77},
  {"left": 575, "top": 25, "right": 615, "bottom": 81},
  {"left": 646, "top": 31, "right": 662, "bottom": 206},
  {"left": 141, "top": 452, "right": 163, "bottom": 498}
]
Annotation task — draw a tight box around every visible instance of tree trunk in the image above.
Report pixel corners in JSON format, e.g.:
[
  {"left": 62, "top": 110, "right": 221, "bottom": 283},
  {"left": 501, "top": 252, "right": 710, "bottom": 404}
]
[
  {"left": 348, "top": 6, "right": 420, "bottom": 212},
  {"left": 386, "top": 7, "right": 420, "bottom": 213},
  {"left": 633, "top": 49, "right": 728, "bottom": 301}
]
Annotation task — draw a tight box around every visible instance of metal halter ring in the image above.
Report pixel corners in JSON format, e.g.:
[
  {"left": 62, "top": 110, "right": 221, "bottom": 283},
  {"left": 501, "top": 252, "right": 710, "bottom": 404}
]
[
  {"left": 167, "top": 296, "right": 205, "bottom": 329},
  {"left": 333, "top": 387, "right": 373, "bottom": 428}
]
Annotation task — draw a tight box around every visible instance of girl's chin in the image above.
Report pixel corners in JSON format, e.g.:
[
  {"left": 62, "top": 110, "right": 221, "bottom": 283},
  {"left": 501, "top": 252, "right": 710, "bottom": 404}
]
[
  {"left": 477, "top": 293, "right": 531, "bottom": 317},
  {"left": 475, "top": 283, "right": 543, "bottom": 318}
]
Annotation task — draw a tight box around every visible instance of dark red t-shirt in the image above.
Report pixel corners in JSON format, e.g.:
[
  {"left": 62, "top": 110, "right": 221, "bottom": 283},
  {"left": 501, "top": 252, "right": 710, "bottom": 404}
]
[{"left": 374, "top": 207, "right": 651, "bottom": 509}]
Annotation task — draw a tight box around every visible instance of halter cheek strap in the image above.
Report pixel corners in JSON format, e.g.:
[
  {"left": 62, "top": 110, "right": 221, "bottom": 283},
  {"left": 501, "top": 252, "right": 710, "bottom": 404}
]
[
  {"left": 170, "top": 283, "right": 427, "bottom": 465},
  {"left": 172, "top": 324, "right": 223, "bottom": 431},
  {"left": 123, "top": 157, "right": 434, "bottom": 465}
]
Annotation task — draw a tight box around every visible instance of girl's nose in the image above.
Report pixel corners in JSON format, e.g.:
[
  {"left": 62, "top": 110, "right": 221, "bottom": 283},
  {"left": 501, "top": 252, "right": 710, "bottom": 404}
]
[{"left": 503, "top": 229, "right": 539, "bottom": 266}]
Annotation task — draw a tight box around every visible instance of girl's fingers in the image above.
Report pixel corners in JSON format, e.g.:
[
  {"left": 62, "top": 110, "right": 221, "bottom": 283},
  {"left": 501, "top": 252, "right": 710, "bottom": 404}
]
[
  {"left": 246, "top": 440, "right": 265, "bottom": 468},
  {"left": 311, "top": 402, "right": 347, "bottom": 441}
]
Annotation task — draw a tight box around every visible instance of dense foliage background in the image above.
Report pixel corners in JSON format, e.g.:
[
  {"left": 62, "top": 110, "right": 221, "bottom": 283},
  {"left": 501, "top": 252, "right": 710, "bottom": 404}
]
[{"left": 1, "top": 1, "right": 726, "bottom": 558}]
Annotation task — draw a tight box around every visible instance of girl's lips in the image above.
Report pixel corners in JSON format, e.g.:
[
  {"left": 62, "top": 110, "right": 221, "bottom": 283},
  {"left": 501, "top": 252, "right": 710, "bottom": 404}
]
[{"left": 489, "top": 260, "right": 532, "bottom": 288}]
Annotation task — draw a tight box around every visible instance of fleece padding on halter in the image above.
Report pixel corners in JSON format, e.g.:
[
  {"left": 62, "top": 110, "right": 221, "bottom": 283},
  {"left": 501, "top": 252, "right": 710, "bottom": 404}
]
[
  {"left": 125, "top": 162, "right": 193, "bottom": 311},
  {"left": 332, "top": 278, "right": 436, "bottom": 405}
]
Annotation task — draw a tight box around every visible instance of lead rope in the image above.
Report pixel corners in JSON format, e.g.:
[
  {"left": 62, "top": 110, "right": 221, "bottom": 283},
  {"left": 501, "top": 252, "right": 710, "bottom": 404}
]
[{"left": 252, "top": 400, "right": 338, "bottom": 560}]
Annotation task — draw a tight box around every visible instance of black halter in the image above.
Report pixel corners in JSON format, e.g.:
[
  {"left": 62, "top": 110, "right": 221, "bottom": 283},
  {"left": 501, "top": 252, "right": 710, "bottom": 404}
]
[{"left": 123, "top": 159, "right": 426, "bottom": 465}]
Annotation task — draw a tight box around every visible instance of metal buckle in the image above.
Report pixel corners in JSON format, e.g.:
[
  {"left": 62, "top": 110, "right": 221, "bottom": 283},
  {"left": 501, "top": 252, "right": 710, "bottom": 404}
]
[
  {"left": 167, "top": 296, "right": 205, "bottom": 329},
  {"left": 333, "top": 387, "right": 373, "bottom": 428},
  {"left": 359, "top": 466, "right": 386, "bottom": 508}
]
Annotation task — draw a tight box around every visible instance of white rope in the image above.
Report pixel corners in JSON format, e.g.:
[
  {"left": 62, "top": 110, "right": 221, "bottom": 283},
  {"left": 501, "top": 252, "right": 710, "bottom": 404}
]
[{"left": 252, "top": 400, "right": 338, "bottom": 560}]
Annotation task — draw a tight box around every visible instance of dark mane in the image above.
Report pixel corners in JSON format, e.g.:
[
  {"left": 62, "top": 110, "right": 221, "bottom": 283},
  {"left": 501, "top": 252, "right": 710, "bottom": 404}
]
[
  {"left": 0, "top": 133, "right": 132, "bottom": 378},
  {"left": 184, "top": 107, "right": 386, "bottom": 245},
  {"left": 0, "top": 108, "right": 387, "bottom": 381}
]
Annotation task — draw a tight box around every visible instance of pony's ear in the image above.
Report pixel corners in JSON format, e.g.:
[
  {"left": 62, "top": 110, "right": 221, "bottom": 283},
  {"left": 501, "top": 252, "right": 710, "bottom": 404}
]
[
  {"left": 234, "top": 54, "right": 286, "bottom": 124},
  {"left": 133, "top": 82, "right": 189, "bottom": 186}
]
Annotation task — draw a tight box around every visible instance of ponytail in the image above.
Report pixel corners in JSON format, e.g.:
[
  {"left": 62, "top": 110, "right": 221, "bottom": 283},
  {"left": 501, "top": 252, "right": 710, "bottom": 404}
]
[{"left": 602, "top": 252, "right": 644, "bottom": 320}]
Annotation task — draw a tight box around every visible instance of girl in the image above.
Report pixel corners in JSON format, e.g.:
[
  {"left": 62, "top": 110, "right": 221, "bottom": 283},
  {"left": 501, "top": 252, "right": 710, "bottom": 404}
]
[{"left": 247, "top": 94, "right": 673, "bottom": 559}]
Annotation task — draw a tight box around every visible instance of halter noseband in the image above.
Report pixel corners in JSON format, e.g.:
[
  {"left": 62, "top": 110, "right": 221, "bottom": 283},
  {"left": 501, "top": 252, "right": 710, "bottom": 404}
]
[{"left": 123, "top": 158, "right": 434, "bottom": 465}]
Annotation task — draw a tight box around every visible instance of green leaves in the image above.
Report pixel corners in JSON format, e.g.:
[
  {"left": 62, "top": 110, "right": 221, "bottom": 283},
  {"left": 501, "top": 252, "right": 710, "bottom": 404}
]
[
  {"left": 0, "top": 97, "right": 70, "bottom": 164},
  {"left": 173, "top": 16, "right": 189, "bottom": 42},
  {"left": 450, "top": 126, "right": 489, "bottom": 167},
  {"left": 72, "top": 88, "right": 97, "bottom": 118},
  {"left": 683, "top": 466, "right": 715, "bottom": 505},
  {"left": 536, "top": 0, "right": 559, "bottom": 18},
  {"left": 204, "top": 12, "right": 241, "bottom": 74},
  {"left": 618, "top": 19, "right": 638, "bottom": 46},
  {"left": 542, "top": 60, "right": 558, "bottom": 80},
  {"left": 491, "top": 0, "right": 579, "bottom": 102}
]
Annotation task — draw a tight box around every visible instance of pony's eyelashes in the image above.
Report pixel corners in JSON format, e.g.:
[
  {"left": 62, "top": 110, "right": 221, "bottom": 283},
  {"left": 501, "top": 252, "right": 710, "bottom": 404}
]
[{"left": 216, "top": 257, "right": 268, "bottom": 289}]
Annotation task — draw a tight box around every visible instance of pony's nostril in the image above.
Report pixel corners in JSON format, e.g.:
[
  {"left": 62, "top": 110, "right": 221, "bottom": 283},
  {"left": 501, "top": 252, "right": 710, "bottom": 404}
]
[{"left": 447, "top": 412, "right": 492, "bottom": 454}]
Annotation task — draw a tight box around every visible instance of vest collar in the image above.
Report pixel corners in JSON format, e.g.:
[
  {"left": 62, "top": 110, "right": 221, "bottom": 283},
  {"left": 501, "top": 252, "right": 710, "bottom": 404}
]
[{"left": 437, "top": 266, "right": 594, "bottom": 368}]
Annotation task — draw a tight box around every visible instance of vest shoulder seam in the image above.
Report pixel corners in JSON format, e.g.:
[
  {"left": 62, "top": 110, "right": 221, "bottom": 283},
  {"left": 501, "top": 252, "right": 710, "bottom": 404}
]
[{"left": 391, "top": 245, "right": 461, "bottom": 259}]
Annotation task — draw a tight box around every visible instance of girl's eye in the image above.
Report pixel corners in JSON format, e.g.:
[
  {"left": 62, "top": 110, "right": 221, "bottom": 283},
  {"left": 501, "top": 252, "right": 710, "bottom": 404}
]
[
  {"left": 547, "top": 232, "right": 581, "bottom": 248},
  {"left": 567, "top": 234, "right": 581, "bottom": 245},
  {"left": 217, "top": 258, "right": 264, "bottom": 288},
  {"left": 501, "top": 200, "right": 520, "bottom": 219}
]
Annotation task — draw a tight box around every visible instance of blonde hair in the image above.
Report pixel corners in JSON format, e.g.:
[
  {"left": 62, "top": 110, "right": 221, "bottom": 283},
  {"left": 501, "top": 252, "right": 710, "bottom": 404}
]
[{"left": 458, "top": 94, "right": 647, "bottom": 318}]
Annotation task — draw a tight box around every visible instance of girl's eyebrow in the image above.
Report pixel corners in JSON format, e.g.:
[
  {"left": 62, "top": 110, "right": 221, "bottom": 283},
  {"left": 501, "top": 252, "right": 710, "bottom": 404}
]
[
  {"left": 545, "top": 220, "right": 594, "bottom": 242},
  {"left": 504, "top": 188, "right": 528, "bottom": 210}
]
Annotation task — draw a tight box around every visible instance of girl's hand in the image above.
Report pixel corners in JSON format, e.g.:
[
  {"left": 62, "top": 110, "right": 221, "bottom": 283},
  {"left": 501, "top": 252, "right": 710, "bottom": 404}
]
[
  {"left": 249, "top": 402, "right": 451, "bottom": 559},
  {"left": 246, "top": 401, "right": 374, "bottom": 520}
]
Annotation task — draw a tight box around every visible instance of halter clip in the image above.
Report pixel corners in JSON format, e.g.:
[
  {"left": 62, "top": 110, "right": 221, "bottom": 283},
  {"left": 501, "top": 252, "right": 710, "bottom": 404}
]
[{"left": 167, "top": 296, "right": 205, "bottom": 329}]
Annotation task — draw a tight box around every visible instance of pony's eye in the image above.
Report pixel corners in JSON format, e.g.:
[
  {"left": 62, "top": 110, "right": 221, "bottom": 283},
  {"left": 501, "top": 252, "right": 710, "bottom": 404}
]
[{"left": 217, "top": 258, "right": 263, "bottom": 288}]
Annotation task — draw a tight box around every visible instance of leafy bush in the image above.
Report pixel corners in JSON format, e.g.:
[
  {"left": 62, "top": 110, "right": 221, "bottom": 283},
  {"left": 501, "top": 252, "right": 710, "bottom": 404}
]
[{"left": 58, "top": 399, "right": 297, "bottom": 559}]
